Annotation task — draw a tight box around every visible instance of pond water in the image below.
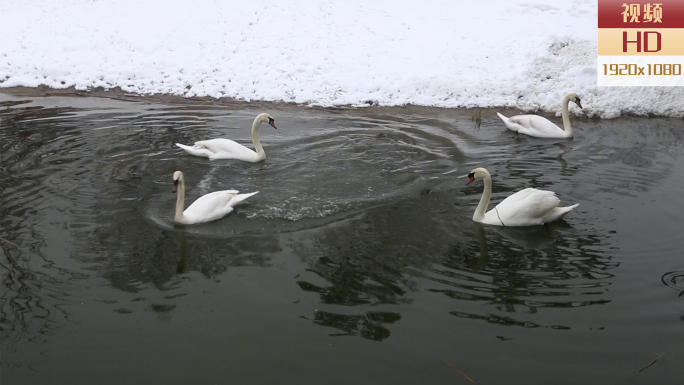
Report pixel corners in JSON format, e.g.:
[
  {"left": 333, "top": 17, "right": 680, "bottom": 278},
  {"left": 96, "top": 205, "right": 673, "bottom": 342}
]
[{"left": 1, "top": 90, "right": 683, "bottom": 384}]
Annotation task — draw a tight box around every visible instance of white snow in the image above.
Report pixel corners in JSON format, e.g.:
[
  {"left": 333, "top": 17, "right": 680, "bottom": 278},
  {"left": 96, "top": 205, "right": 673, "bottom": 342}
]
[{"left": 0, "top": 0, "right": 682, "bottom": 118}]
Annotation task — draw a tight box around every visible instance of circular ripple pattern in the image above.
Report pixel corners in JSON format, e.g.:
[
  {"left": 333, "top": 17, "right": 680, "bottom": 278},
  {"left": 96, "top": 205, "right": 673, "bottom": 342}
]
[
  {"left": 143, "top": 113, "right": 464, "bottom": 233},
  {"left": 662, "top": 271, "right": 684, "bottom": 292}
]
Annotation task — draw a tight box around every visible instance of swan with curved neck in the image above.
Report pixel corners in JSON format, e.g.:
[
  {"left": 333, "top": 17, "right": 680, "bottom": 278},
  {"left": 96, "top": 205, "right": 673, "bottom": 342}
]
[
  {"left": 466, "top": 167, "right": 578, "bottom": 226},
  {"left": 176, "top": 113, "right": 277, "bottom": 162},
  {"left": 496, "top": 93, "right": 582, "bottom": 138},
  {"left": 173, "top": 171, "right": 258, "bottom": 225}
]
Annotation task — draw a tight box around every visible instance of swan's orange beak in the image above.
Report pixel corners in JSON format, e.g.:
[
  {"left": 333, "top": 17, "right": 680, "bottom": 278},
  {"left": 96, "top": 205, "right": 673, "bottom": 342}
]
[
  {"left": 173, "top": 180, "right": 178, "bottom": 193},
  {"left": 268, "top": 118, "right": 277, "bottom": 129},
  {"left": 466, "top": 174, "right": 475, "bottom": 185},
  {"left": 575, "top": 100, "right": 583, "bottom": 109}
]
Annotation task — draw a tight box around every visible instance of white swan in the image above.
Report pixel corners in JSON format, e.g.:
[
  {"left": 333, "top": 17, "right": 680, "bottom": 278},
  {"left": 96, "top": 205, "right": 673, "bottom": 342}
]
[
  {"left": 176, "top": 113, "right": 277, "bottom": 162},
  {"left": 496, "top": 93, "right": 582, "bottom": 138},
  {"left": 466, "top": 167, "right": 578, "bottom": 226},
  {"left": 172, "top": 171, "right": 258, "bottom": 225}
]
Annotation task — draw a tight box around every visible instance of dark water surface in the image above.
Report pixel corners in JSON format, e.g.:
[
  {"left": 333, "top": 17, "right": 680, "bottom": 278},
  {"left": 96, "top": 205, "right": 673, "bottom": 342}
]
[{"left": 1, "top": 91, "right": 683, "bottom": 384}]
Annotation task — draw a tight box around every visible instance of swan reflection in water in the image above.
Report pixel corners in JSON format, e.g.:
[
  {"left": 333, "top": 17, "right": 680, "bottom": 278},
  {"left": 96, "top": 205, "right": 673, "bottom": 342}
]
[
  {"left": 470, "top": 221, "right": 570, "bottom": 269},
  {"left": 175, "top": 230, "right": 188, "bottom": 274}
]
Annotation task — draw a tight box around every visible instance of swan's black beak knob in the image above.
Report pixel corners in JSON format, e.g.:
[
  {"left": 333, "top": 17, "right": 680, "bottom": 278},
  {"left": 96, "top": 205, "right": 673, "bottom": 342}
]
[
  {"left": 268, "top": 118, "right": 277, "bottom": 129},
  {"left": 466, "top": 173, "right": 475, "bottom": 185},
  {"left": 173, "top": 179, "right": 179, "bottom": 193}
]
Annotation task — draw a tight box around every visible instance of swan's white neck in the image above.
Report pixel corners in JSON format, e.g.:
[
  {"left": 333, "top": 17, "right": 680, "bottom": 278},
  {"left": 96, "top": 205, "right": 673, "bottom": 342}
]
[
  {"left": 251, "top": 117, "right": 264, "bottom": 158},
  {"left": 473, "top": 173, "right": 492, "bottom": 222},
  {"left": 175, "top": 178, "right": 186, "bottom": 223},
  {"left": 560, "top": 94, "right": 573, "bottom": 137}
]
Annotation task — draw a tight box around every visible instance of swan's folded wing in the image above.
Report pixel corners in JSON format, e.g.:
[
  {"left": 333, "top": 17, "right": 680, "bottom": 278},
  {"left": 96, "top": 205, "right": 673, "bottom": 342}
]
[
  {"left": 183, "top": 190, "right": 239, "bottom": 223},
  {"left": 495, "top": 188, "right": 538, "bottom": 208},
  {"left": 496, "top": 189, "right": 560, "bottom": 226},
  {"left": 197, "top": 138, "right": 255, "bottom": 154},
  {"left": 510, "top": 115, "right": 564, "bottom": 137},
  {"left": 509, "top": 115, "right": 545, "bottom": 129},
  {"left": 508, "top": 115, "right": 533, "bottom": 127},
  {"left": 176, "top": 143, "right": 213, "bottom": 158},
  {"left": 195, "top": 138, "right": 239, "bottom": 152},
  {"left": 194, "top": 138, "right": 260, "bottom": 161}
]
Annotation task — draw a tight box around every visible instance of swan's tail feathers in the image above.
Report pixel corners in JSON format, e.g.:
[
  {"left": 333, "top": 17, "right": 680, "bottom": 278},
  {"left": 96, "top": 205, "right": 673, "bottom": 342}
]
[
  {"left": 497, "top": 112, "right": 518, "bottom": 132},
  {"left": 229, "top": 191, "right": 259, "bottom": 206},
  {"left": 175, "top": 143, "right": 213, "bottom": 158},
  {"left": 558, "top": 203, "right": 579, "bottom": 218},
  {"left": 543, "top": 203, "right": 579, "bottom": 224}
]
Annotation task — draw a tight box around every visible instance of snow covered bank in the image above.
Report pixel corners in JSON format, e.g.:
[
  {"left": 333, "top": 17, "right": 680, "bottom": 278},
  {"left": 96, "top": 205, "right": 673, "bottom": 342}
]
[{"left": 1, "top": 0, "right": 682, "bottom": 118}]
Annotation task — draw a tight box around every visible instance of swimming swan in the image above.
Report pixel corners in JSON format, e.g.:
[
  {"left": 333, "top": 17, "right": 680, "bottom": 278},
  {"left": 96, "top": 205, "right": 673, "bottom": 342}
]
[
  {"left": 172, "top": 171, "right": 258, "bottom": 225},
  {"left": 466, "top": 167, "right": 578, "bottom": 226},
  {"left": 176, "top": 113, "right": 277, "bottom": 162},
  {"left": 496, "top": 93, "right": 582, "bottom": 138}
]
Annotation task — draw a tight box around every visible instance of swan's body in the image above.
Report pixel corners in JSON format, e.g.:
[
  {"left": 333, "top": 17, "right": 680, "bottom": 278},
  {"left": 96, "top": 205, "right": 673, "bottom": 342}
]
[
  {"left": 466, "top": 168, "right": 578, "bottom": 226},
  {"left": 497, "top": 93, "right": 582, "bottom": 138},
  {"left": 173, "top": 171, "right": 258, "bottom": 225},
  {"left": 176, "top": 113, "right": 277, "bottom": 162}
]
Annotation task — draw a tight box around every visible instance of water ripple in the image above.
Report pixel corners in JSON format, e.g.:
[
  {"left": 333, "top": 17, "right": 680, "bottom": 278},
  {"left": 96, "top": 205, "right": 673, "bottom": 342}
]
[{"left": 662, "top": 271, "right": 684, "bottom": 292}]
